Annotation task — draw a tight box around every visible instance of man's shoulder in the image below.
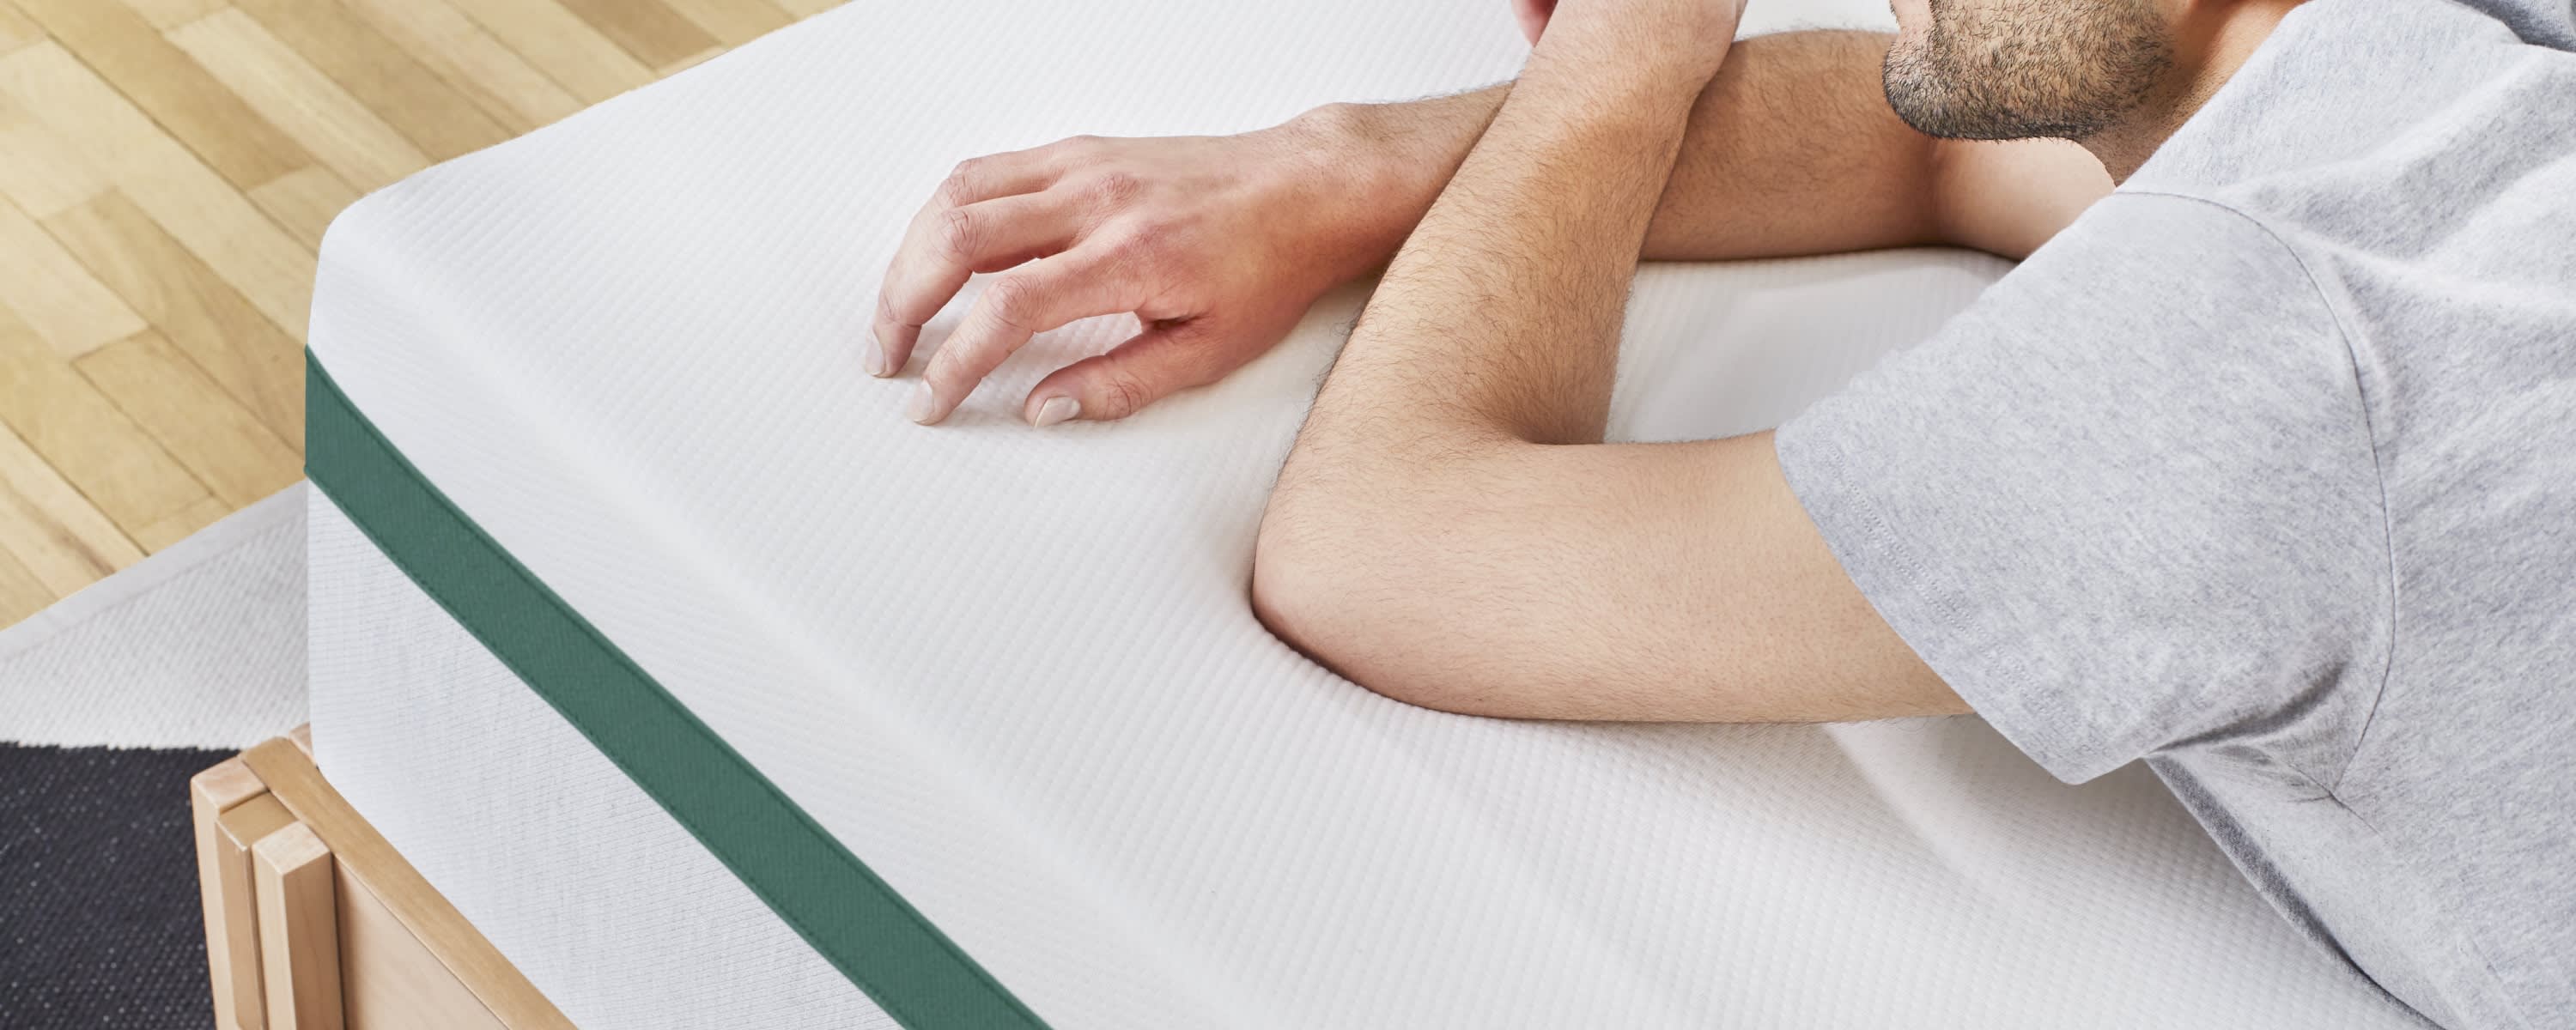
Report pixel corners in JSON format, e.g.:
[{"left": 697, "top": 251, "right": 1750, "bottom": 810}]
[
  {"left": 2128, "top": 0, "right": 2576, "bottom": 227},
  {"left": 2104, "top": 0, "right": 2576, "bottom": 364},
  {"left": 1971, "top": 192, "right": 2332, "bottom": 343}
]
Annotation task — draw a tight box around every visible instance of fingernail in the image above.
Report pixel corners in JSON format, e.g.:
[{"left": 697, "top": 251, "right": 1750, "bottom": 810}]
[
  {"left": 864, "top": 331, "right": 890, "bottom": 377},
  {"left": 905, "top": 382, "right": 938, "bottom": 424},
  {"left": 1032, "top": 396, "right": 1081, "bottom": 427}
]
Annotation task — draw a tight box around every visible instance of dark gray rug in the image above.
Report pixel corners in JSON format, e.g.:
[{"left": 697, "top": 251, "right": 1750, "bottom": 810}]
[{"left": 1, "top": 743, "right": 225, "bottom": 1029}]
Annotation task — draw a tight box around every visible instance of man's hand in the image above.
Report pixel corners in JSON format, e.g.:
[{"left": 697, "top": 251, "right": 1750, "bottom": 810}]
[{"left": 871, "top": 118, "right": 1428, "bottom": 427}]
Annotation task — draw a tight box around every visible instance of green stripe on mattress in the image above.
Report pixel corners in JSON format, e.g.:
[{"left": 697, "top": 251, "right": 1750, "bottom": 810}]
[{"left": 306, "top": 353, "right": 1049, "bottom": 1030}]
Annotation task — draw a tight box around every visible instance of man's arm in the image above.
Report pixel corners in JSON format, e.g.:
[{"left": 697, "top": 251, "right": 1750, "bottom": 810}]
[
  {"left": 1650, "top": 30, "right": 2108, "bottom": 260},
  {"left": 1250, "top": 6, "right": 1967, "bottom": 722},
  {"left": 1327, "top": 31, "right": 2105, "bottom": 264},
  {"left": 878, "top": 30, "right": 2107, "bottom": 426}
]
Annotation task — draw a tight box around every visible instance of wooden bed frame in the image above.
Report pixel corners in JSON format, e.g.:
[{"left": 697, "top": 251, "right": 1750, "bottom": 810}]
[{"left": 191, "top": 728, "right": 566, "bottom": 1030}]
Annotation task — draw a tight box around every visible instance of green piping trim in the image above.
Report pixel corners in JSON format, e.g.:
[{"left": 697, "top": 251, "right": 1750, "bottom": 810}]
[{"left": 306, "top": 352, "right": 1048, "bottom": 1030}]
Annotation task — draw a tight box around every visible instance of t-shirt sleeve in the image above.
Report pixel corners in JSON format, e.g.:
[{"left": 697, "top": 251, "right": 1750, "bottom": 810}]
[{"left": 1775, "top": 194, "right": 2391, "bottom": 785}]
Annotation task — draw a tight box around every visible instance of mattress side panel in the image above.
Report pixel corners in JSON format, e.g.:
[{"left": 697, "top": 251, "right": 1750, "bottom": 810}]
[{"left": 307, "top": 488, "right": 896, "bottom": 1030}]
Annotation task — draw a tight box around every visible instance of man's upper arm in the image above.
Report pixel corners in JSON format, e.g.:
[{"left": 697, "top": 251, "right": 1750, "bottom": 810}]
[
  {"left": 1776, "top": 195, "right": 2385, "bottom": 783},
  {"left": 1929, "top": 136, "right": 2114, "bottom": 259},
  {"left": 1251, "top": 430, "right": 1967, "bottom": 723}
]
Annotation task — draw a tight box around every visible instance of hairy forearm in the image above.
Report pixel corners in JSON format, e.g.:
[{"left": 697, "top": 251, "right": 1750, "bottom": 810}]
[
  {"left": 1255, "top": 17, "right": 1727, "bottom": 707},
  {"left": 1651, "top": 30, "right": 1944, "bottom": 258},
  {"left": 1304, "top": 71, "right": 1697, "bottom": 449},
  {"left": 1313, "top": 30, "right": 2105, "bottom": 264},
  {"left": 1249, "top": 17, "right": 1978, "bottom": 719}
]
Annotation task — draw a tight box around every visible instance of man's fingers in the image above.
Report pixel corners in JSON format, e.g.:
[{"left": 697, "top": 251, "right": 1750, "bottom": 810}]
[
  {"left": 871, "top": 191, "right": 1078, "bottom": 376},
  {"left": 908, "top": 252, "right": 1139, "bottom": 425},
  {"left": 866, "top": 142, "right": 1084, "bottom": 375},
  {"left": 928, "top": 145, "right": 1067, "bottom": 211},
  {"left": 1018, "top": 320, "right": 1249, "bottom": 426}
]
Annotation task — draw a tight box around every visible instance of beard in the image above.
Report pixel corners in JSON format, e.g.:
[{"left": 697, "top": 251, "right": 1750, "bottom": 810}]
[{"left": 1882, "top": 0, "right": 2176, "bottom": 142}]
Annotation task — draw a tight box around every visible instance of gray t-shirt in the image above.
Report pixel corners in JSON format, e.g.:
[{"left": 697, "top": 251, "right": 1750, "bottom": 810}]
[{"left": 1774, "top": 1, "right": 2576, "bottom": 1027}]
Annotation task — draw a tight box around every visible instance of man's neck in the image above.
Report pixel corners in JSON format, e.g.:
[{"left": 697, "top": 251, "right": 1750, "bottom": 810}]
[{"left": 2081, "top": 0, "right": 2306, "bottom": 182}]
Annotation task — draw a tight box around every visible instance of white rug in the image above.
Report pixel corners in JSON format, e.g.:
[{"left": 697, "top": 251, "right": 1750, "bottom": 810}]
[{"left": 0, "top": 483, "right": 307, "bottom": 749}]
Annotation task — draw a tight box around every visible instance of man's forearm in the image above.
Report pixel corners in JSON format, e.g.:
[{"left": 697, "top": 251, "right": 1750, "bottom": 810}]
[
  {"left": 1253, "top": 9, "right": 1771, "bottom": 710},
  {"left": 1314, "top": 30, "right": 2106, "bottom": 264},
  {"left": 1249, "top": 9, "right": 1995, "bottom": 719},
  {"left": 1303, "top": 66, "right": 1698, "bottom": 447}
]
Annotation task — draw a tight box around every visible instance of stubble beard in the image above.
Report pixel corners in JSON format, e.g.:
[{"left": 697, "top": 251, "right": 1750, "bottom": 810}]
[{"left": 1881, "top": 0, "right": 2176, "bottom": 142}]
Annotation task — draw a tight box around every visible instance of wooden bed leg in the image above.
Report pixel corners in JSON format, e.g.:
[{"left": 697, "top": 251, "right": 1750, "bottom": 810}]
[
  {"left": 254, "top": 822, "right": 346, "bottom": 1030},
  {"left": 197, "top": 732, "right": 566, "bottom": 1030},
  {"left": 192, "top": 758, "right": 274, "bottom": 1030},
  {"left": 216, "top": 794, "right": 299, "bottom": 1028}
]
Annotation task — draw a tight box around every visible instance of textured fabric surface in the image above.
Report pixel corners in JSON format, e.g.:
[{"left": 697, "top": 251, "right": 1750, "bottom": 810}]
[
  {"left": 307, "top": 0, "right": 2424, "bottom": 1027},
  {"left": 307, "top": 357, "right": 1038, "bottom": 1027},
  {"left": 0, "top": 485, "right": 305, "bottom": 749},
  {"left": 1777, "top": 3, "right": 2576, "bottom": 1027},
  {"left": 310, "top": 489, "right": 900, "bottom": 1030},
  {"left": 1, "top": 743, "right": 226, "bottom": 1030}
]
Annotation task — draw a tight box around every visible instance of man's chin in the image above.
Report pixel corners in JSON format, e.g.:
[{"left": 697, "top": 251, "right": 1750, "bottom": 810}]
[{"left": 1880, "top": 52, "right": 1954, "bottom": 139}]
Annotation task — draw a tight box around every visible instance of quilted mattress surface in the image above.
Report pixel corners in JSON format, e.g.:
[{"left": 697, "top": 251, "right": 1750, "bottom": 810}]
[{"left": 305, "top": 0, "right": 2423, "bottom": 1027}]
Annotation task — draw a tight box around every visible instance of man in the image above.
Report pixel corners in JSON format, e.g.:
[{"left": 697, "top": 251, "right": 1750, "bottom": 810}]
[{"left": 870, "top": 0, "right": 2574, "bottom": 1025}]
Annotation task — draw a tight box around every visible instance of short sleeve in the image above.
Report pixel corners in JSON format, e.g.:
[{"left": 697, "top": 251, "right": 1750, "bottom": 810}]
[{"left": 1776, "top": 194, "right": 2391, "bottom": 785}]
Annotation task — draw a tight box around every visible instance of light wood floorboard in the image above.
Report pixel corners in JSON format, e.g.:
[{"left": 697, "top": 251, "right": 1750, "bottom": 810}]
[
  {"left": 246, "top": 165, "right": 361, "bottom": 254},
  {"left": 0, "top": 92, "right": 108, "bottom": 218},
  {"left": 0, "top": 4, "right": 47, "bottom": 54},
  {"left": 0, "top": 0, "right": 838, "bottom": 627}
]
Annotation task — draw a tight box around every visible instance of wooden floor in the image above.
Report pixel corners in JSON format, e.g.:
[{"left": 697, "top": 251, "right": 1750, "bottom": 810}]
[{"left": 0, "top": 0, "right": 838, "bottom": 627}]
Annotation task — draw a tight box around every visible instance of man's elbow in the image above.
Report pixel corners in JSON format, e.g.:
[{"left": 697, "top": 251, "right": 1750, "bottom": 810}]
[
  {"left": 1248, "top": 516, "right": 1365, "bottom": 683},
  {"left": 1249, "top": 512, "right": 1477, "bottom": 715}
]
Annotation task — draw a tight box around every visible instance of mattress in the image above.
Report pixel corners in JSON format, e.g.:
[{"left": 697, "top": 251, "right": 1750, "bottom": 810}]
[{"left": 303, "top": 0, "right": 2425, "bottom": 1027}]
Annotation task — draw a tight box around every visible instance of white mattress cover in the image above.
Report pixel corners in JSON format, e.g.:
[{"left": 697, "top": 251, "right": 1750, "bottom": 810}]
[{"left": 306, "top": 1, "right": 2423, "bottom": 1027}]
